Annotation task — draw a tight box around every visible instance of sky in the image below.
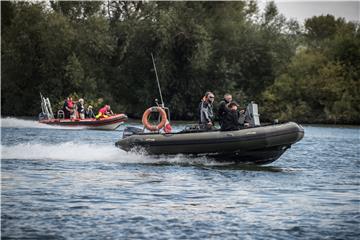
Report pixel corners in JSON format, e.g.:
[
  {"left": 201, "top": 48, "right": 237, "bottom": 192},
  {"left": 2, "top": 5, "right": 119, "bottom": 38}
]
[{"left": 258, "top": 0, "right": 360, "bottom": 23}]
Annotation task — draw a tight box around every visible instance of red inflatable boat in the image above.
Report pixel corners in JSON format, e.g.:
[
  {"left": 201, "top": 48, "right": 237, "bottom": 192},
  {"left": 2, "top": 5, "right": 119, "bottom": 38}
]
[
  {"left": 39, "top": 114, "right": 128, "bottom": 130},
  {"left": 38, "top": 94, "right": 127, "bottom": 130}
]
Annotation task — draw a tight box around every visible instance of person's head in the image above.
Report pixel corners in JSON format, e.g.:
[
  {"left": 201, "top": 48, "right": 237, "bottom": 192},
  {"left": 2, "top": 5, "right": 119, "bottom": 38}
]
[
  {"left": 79, "top": 98, "right": 84, "bottom": 104},
  {"left": 224, "top": 93, "right": 232, "bottom": 103},
  {"left": 106, "top": 105, "right": 111, "bottom": 110},
  {"left": 204, "top": 91, "right": 215, "bottom": 103},
  {"left": 228, "top": 102, "right": 239, "bottom": 111},
  {"left": 88, "top": 105, "right": 93, "bottom": 109}
]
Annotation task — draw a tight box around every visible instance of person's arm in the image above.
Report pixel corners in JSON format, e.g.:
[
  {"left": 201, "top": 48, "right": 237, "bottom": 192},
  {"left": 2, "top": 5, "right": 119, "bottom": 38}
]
[{"left": 201, "top": 107, "right": 212, "bottom": 125}]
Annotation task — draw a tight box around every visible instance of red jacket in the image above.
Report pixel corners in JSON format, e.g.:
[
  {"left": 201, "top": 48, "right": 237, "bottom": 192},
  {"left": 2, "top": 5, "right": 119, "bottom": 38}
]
[
  {"left": 98, "top": 106, "right": 108, "bottom": 115},
  {"left": 67, "top": 100, "right": 74, "bottom": 109}
]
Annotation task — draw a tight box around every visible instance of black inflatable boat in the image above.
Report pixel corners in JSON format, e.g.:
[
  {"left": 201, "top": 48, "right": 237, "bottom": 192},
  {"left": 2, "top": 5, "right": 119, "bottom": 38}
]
[{"left": 115, "top": 122, "right": 304, "bottom": 164}]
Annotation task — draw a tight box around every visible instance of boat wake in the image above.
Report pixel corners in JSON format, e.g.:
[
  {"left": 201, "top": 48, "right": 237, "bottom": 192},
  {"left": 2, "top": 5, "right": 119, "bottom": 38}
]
[
  {"left": 1, "top": 142, "right": 229, "bottom": 166},
  {"left": 1, "top": 117, "right": 85, "bottom": 129}
]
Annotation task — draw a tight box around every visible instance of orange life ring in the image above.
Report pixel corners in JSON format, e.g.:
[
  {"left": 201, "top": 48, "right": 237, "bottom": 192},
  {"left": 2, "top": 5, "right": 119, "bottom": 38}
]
[{"left": 142, "top": 107, "right": 167, "bottom": 131}]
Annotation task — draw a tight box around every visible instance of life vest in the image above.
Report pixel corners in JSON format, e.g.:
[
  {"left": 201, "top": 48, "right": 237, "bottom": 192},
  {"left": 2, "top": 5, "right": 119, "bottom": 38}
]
[{"left": 67, "top": 100, "right": 74, "bottom": 109}]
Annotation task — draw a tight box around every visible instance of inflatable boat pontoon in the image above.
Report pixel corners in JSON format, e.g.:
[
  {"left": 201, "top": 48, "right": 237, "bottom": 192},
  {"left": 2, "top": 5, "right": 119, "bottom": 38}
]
[
  {"left": 38, "top": 94, "right": 127, "bottom": 130},
  {"left": 116, "top": 122, "right": 304, "bottom": 164}
]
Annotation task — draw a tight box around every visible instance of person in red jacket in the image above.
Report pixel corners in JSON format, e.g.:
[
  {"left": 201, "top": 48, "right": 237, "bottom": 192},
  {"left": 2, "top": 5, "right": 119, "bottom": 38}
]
[
  {"left": 96, "top": 105, "right": 114, "bottom": 119},
  {"left": 63, "top": 97, "right": 75, "bottom": 119}
]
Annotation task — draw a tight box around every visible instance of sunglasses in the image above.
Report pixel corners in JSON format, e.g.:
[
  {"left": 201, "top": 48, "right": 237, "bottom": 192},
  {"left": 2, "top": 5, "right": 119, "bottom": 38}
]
[{"left": 208, "top": 96, "right": 215, "bottom": 99}]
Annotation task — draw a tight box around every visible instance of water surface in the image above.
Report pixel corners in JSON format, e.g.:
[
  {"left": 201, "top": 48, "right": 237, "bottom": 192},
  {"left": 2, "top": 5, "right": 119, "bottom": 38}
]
[{"left": 1, "top": 118, "right": 359, "bottom": 239}]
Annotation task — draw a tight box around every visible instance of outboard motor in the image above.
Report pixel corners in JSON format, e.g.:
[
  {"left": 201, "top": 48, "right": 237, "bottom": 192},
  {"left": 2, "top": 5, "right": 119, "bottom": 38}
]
[
  {"left": 123, "top": 126, "right": 144, "bottom": 139},
  {"left": 245, "top": 102, "right": 261, "bottom": 127}
]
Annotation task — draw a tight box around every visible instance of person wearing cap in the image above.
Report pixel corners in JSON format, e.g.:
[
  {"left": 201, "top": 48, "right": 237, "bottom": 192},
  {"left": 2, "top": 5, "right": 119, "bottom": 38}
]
[
  {"left": 199, "top": 91, "right": 215, "bottom": 130},
  {"left": 86, "top": 105, "right": 96, "bottom": 118},
  {"left": 218, "top": 93, "right": 233, "bottom": 127},
  {"left": 220, "top": 101, "right": 243, "bottom": 131},
  {"left": 76, "top": 98, "right": 85, "bottom": 119},
  {"left": 96, "top": 104, "right": 114, "bottom": 119}
]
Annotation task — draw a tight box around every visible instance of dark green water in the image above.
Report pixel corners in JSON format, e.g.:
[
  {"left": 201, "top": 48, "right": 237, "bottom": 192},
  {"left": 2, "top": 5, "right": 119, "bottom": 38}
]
[{"left": 1, "top": 118, "right": 359, "bottom": 239}]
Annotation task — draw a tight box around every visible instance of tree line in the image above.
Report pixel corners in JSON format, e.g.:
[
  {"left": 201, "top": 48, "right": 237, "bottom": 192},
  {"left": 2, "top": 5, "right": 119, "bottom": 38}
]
[{"left": 1, "top": 1, "right": 359, "bottom": 124}]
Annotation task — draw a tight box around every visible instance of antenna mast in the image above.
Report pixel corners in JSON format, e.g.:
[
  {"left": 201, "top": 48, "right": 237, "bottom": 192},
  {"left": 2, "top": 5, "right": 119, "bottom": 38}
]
[{"left": 151, "top": 53, "right": 164, "bottom": 107}]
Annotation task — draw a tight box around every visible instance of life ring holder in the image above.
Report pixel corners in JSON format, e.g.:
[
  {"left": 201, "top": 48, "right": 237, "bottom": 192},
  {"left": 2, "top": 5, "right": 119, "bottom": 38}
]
[{"left": 142, "top": 107, "right": 168, "bottom": 131}]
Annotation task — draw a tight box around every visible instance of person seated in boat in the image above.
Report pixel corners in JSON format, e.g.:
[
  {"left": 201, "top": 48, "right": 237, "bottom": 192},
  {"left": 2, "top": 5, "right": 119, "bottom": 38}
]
[
  {"left": 199, "top": 91, "right": 215, "bottom": 130},
  {"left": 63, "top": 97, "right": 74, "bottom": 119},
  {"left": 220, "top": 102, "right": 242, "bottom": 131},
  {"left": 221, "top": 102, "right": 250, "bottom": 131},
  {"left": 76, "top": 98, "right": 85, "bottom": 120},
  {"left": 70, "top": 106, "right": 77, "bottom": 119},
  {"left": 86, "top": 105, "right": 96, "bottom": 118},
  {"left": 96, "top": 104, "right": 114, "bottom": 119},
  {"left": 218, "top": 93, "right": 232, "bottom": 127}
]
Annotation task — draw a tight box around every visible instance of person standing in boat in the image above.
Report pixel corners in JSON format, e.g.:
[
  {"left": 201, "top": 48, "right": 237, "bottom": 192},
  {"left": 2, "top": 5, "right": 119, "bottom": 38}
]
[
  {"left": 218, "top": 93, "right": 232, "bottom": 127},
  {"left": 96, "top": 104, "right": 114, "bottom": 119},
  {"left": 63, "top": 97, "right": 74, "bottom": 119},
  {"left": 199, "top": 91, "right": 215, "bottom": 130},
  {"left": 76, "top": 98, "right": 86, "bottom": 120}
]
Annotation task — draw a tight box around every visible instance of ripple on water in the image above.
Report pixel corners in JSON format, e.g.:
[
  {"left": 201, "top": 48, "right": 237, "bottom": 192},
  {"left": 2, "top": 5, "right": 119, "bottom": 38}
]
[{"left": 1, "top": 124, "right": 360, "bottom": 239}]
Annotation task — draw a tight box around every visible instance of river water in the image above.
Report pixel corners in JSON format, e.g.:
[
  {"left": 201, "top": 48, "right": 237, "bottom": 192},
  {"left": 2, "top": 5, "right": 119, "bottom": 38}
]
[{"left": 1, "top": 118, "right": 359, "bottom": 239}]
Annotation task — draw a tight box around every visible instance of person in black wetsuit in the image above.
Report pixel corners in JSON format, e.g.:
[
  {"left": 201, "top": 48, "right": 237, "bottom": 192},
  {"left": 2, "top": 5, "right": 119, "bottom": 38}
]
[{"left": 218, "top": 93, "right": 232, "bottom": 128}]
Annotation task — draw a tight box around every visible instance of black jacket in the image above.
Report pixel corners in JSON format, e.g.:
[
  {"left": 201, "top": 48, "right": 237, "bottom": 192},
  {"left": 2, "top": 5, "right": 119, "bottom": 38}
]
[
  {"left": 218, "top": 99, "right": 231, "bottom": 126},
  {"left": 63, "top": 100, "right": 70, "bottom": 118},
  {"left": 77, "top": 102, "right": 85, "bottom": 114},
  {"left": 221, "top": 109, "right": 242, "bottom": 131}
]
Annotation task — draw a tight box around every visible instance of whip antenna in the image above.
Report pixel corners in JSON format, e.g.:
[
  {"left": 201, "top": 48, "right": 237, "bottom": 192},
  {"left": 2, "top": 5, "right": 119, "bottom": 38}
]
[{"left": 151, "top": 53, "right": 164, "bottom": 107}]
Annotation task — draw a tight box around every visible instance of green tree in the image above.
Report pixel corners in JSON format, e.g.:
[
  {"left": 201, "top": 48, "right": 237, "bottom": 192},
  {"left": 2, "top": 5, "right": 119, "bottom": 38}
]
[{"left": 2, "top": 1, "right": 358, "bottom": 124}]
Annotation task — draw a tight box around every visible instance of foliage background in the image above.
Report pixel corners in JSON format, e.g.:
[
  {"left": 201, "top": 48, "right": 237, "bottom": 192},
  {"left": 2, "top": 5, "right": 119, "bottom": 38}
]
[{"left": 1, "top": 1, "right": 359, "bottom": 124}]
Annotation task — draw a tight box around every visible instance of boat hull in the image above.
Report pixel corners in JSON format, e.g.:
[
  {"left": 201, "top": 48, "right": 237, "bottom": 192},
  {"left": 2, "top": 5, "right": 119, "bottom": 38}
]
[
  {"left": 115, "top": 122, "right": 304, "bottom": 164},
  {"left": 39, "top": 114, "right": 128, "bottom": 130}
]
